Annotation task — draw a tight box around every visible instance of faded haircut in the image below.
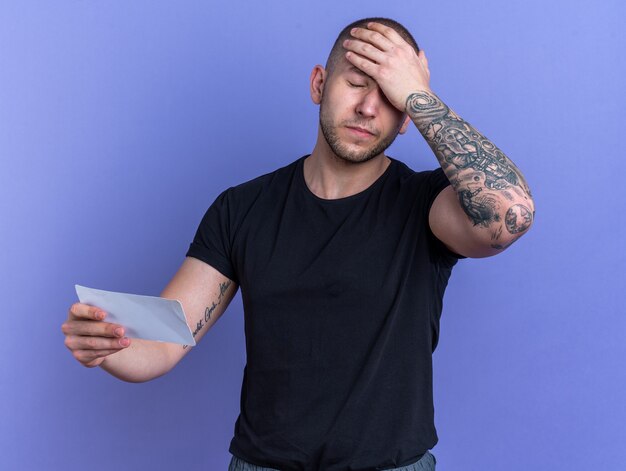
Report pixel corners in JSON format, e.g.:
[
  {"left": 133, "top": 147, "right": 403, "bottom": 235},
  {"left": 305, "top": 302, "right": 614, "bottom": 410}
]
[{"left": 324, "top": 17, "right": 420, "bottom": 76}]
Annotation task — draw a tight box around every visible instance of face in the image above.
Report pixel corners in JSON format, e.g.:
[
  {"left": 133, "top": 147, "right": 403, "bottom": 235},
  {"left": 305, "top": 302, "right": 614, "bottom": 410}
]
[{"left": 318, "top": 58, "right": 407, "bottom": 164}]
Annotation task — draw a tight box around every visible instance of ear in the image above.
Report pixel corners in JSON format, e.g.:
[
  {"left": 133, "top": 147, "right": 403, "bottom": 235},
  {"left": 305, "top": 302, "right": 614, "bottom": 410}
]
[
  {"left": 398, "top": 115, "right": 411, "bottom": 135},
  {"left": 310, "top": 65, "right": 327, "bottom": 105}
]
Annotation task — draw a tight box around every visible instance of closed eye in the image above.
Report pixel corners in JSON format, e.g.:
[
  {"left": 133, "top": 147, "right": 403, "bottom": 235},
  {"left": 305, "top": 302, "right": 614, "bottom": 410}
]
[{"left": 348, "top": 81, "right": 366, "bottom": 88}]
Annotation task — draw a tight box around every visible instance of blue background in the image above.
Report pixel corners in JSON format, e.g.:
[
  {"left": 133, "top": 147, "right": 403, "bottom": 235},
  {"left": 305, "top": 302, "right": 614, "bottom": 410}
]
[{"left": 1, "top": 1, "right": 624, "bottom": 469}]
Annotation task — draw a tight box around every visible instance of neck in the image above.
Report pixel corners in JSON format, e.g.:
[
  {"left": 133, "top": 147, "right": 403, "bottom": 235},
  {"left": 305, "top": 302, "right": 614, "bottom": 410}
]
[{"left": 305, "top": 129, "right": 390, "bottom": 200}]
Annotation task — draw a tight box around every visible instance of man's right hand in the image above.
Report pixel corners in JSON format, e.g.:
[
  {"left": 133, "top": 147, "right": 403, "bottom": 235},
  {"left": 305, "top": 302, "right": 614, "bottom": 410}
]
[{"left": 61, "top": 303, "right": 131, "bottom": 368}]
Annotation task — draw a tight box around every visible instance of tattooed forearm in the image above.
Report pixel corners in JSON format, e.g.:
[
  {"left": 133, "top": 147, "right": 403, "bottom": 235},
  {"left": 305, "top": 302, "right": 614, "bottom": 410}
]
[
  {"left": 406, "top": 90, "right": 534, "bottom": 248},
  {"left": 458, "top": 188, "right": 500, "bottom": 227},
  {"left": 182, "top": 280, "right": 232, "bottom": 350},
  {"left": 406, "top": 93, "right": 450, "bottom": 128}
]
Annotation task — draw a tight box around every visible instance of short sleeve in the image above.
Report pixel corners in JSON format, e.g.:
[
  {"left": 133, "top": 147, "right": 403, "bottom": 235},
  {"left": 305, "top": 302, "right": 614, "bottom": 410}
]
[
  {"left": 186, "top": 188, "right": 239, "bottom": 283},
  {"left": 424, "top": 167, "right": 451, "bottom": 212},
  {"left": 424, "top": 168, "right": 467, "bottom": 261}
]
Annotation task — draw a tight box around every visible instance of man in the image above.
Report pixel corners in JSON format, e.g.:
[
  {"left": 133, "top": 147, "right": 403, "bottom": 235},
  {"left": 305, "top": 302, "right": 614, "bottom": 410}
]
[{"left": 62, "top": 17, "right": 534, "bottom": 471}]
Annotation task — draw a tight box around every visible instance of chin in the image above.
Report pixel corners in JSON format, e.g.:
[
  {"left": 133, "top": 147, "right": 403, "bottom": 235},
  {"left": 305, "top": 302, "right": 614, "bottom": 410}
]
[
  {"left": 328, "top": 134, "right": 397, "bottom": 165},
  {"left": 333, "top": 148, "right": 381, "bottom": 164},
  {"left": 322, "top": 129, "right": 385, "bottom": 164},
  {"left": 319, "top": 113, "right": 399, "bottom": 165}
]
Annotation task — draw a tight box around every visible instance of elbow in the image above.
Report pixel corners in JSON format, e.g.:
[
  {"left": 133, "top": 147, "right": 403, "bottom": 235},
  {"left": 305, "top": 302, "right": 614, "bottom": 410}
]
[
  {"left": 471, "top": 203, "right": 535, "bottom": 257},
  {"left": 490, "top": 203, "right": 535, "bottom": 253},
  {"left": 505, "top": 200, "right": 535, "bottom": 237}
]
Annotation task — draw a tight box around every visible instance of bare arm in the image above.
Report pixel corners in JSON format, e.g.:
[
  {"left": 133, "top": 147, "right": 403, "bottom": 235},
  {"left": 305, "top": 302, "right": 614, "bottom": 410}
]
[{"left": 63, "top": 257, "right": 237, "bottom": 383}]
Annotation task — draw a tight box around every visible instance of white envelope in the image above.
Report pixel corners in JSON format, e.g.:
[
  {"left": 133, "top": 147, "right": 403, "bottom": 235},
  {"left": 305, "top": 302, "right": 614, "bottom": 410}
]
[{"left": 75, "top": 285, "right": 196, "bottom": 346}]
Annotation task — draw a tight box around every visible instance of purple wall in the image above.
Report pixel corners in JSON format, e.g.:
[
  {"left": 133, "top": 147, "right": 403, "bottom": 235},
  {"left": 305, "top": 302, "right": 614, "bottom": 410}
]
[{"left": 1, "top": 1, "right": 624, "bottom": 469}]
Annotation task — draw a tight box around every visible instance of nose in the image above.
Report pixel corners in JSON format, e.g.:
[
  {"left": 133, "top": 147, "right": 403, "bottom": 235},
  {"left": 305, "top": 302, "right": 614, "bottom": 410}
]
[{"left": 355, "top": 87, "right": 383, "bottom": 118}]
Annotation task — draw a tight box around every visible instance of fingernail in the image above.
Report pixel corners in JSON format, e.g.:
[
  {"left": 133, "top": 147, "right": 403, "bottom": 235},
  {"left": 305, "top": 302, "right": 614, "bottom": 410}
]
[
  {"left": 96, "top": 312, "right": 104, "bottom": 320},
  {"left": 115, "top": 328, "right": 123, "bottom": 337},
  {"left": 120, "top": 337, "right": 130, "bottom": 347}
]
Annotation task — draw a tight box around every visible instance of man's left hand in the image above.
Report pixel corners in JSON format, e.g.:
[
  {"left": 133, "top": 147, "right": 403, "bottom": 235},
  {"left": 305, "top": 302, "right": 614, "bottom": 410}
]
[{"left": 343, "top": 22, "right": 431, "bottom": 112}]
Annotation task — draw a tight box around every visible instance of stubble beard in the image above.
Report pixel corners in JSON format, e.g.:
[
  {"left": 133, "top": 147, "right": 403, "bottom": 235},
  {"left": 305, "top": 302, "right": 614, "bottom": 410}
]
[{"left": 319, "top": 98, "right": 400, "bottom": 165}]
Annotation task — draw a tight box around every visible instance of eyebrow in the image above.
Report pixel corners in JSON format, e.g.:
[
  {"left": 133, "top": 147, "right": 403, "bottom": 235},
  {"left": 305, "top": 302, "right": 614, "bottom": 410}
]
[
  {"left": 345, "top": 66, "right": 374, "bottom": 82},
  {"left": 347, "top": 66, "right": 370, "bottom": 77}
]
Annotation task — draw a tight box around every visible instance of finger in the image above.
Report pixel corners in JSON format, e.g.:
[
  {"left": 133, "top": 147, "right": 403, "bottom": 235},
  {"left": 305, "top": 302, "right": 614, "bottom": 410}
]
[
  {"left": 366, "top": 22, "right": 406, "bottom": 46},
  {"left": 65, "top": 334, "right": 131, "bottom": 351},
  {"left": 349, "top": 27, "right": 394, "bottom": 52},
  {"left": 62, "top": 319, "right": 125, "bottom": 338},
  {"left": 343, "top": 39, "right": 386, "bottom": 65},
  {"left": 417, "top": 50, "right": 430, "bottom": 76},
  {"left": 345, "top": 51, "right": 378, "bottom": 77},
  {"left": 73, "top": 348, "right": 123, "bottom": 364},
  {"left": 83, "top": 357, "right": 105, "bottom": 368},
  {"left": 69, "top": 303, "right": 106, "bottom": 321},
  {"left": 416, "top": 55, "right": 429, "bottom": 80}
]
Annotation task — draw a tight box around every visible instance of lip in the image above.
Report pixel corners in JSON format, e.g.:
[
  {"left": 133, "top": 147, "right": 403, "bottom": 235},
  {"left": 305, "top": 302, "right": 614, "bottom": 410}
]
[{"left": 345, "top": 126, "right": 375, "bottom": 137}]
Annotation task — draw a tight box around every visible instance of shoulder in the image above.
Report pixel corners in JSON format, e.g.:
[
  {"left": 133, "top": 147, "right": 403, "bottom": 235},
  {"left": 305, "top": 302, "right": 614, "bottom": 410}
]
[
  {"left": 387, "top": 158, "right": 449, "bottom": 200},
  {"left": 388, "top": 157, "right": 442, "bottom": 181},
  {"left": 223, "top": 156, "right": 303, "bottom": 202}
]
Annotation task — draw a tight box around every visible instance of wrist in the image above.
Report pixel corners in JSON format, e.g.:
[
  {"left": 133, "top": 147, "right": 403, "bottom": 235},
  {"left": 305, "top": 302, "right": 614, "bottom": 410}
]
[{"left": 405, "top": 90, "right": 449, "bottom": 131}]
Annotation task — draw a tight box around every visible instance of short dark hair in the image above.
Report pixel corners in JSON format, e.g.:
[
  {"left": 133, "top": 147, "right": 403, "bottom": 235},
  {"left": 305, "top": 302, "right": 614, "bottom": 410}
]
[{"left": 325, "top": 17, "right": 420, "bottom": 75}]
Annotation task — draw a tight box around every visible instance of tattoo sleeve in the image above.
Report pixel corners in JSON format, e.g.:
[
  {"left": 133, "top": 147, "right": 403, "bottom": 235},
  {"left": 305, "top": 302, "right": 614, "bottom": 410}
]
[{"left": 406, "top": 91, "right": 534, "bottom": 249}]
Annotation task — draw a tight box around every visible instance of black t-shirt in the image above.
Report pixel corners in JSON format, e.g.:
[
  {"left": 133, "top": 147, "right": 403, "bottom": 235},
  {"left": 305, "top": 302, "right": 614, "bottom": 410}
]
[{"left": 186, "top": 155, "right": 461, "bottom": 471}]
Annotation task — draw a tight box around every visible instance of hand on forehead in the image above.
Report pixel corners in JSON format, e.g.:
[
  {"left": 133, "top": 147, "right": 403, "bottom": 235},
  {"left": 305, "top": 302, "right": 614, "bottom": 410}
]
[
  {"left": 349, "top": 22, "right": 408, "bottom": 50},
  {"left": 340, "top": 21, "right": 430, "bottom": 111}
]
